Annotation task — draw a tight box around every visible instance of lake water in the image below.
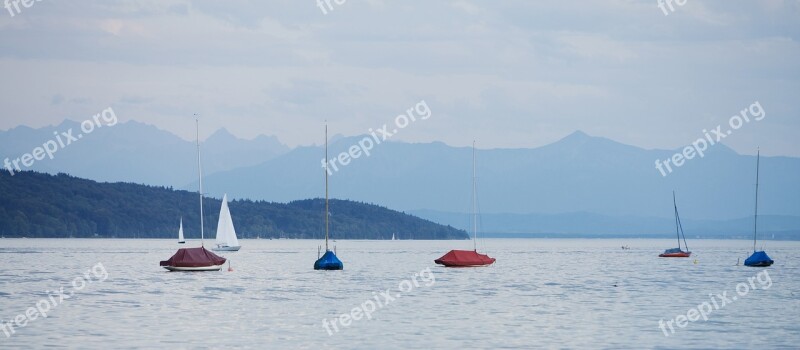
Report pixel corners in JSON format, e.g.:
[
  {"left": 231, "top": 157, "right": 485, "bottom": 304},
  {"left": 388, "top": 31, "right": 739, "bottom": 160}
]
[{"left": 0, "top": 239, "right": 798, "bottom": 349}]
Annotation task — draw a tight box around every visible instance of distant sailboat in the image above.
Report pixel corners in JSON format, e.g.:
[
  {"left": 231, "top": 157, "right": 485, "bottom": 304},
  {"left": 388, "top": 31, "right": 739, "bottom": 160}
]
[
  {"left": 659, "top": 191, "right": 691, "bottom": 258},
  {"left": 744, "top": 149, "right": 774, "bottom": 267},
  {"left": 314, "top": 123, "right": 344, "bottom": 271},
  {"left": 160, "top": 119, "right": 226, "bottom": 272},
  {"left": 391, "top": 233, "right": 396, "bottom": 241},
  {"left": 177, "top": 217, "right": 185, "bottom": 244},
  {"left": 435, "top": 141, "right": 496, "bottom": 267},
  {"left": 212, "top": 194, "right": 241, "bottom": 252}
]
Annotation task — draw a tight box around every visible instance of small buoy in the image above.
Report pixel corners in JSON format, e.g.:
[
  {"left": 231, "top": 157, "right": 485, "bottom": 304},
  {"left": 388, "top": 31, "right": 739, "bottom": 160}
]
[{"left": 693, "top": 259, "right": 698, "bottom": 264}]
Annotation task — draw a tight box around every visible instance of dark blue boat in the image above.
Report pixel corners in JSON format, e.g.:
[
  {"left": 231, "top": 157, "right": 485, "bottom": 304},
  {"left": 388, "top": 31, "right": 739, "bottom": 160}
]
[
  {"left": 314, "top": 124, "right": 344, "bottom": 271},
  {"left": 743, "top": 149, "right": 774, "bottom": 267},
  {"left": 314, "top": 250, "right": 343, "bottom": 270},
  {"left": 744, "top": 251, "right": 774, "bottom": 267}
]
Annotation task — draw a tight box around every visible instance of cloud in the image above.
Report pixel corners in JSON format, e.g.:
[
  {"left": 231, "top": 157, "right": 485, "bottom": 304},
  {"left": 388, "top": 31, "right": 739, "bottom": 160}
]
[{"left": 0, "top": 0, "right": 797, "bottom": 157}]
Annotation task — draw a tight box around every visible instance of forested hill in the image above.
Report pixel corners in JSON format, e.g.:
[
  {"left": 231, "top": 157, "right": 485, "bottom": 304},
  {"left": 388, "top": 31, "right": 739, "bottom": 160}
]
[{"left": 0, "top": 171, "right": 468, "bottom": 239}]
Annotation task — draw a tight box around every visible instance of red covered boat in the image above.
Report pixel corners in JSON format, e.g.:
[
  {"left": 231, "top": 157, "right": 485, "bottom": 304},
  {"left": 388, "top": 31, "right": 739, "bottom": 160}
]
[
  {"left": 160, "top": 120, "right": 227, "bottom": 272},
  {"left": 160, "top": 246, "right": 226, "bottom": 271},
  {"left": 434, "top": 142, "right": 496, "bottom": 268},
  {"left": 435, "top": 249, "right": 495, "bottom": 267}
]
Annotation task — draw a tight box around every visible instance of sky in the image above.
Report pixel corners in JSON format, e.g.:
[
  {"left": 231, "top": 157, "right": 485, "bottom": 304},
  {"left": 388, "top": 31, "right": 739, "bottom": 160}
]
[{"left": 1, "top": 0, "right": 798, "bottom": 156}]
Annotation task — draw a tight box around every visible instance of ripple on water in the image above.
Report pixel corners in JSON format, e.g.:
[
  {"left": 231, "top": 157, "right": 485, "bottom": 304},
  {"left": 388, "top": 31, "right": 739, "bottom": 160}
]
[{"left": 0, "top": 238, "right": 797, "bottom": 349}]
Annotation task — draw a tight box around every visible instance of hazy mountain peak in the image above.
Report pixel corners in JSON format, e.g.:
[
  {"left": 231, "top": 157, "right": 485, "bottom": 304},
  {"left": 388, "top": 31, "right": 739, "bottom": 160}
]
[
  {"left": 329, "top": 133, "right": 346, "bottom": 144},
  {"left": 207, "top": 127, "right": 237, "bottom": 141},
  {"left": 550, "top": 130, "right": 613, "bottom": 149},
  {"left": 1, "top": 124, "right": 36, "bottom": 133},
  {"left": 566, "top": 130, "right": 591, "bottom": 139},
  {"left": 0, "top": 119, "right": 290, "bottom": 188}
]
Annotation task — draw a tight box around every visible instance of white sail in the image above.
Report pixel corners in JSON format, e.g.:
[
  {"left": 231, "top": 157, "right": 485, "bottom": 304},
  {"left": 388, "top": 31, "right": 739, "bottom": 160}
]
[
  {"left": 178, "top": 218, "right": 185, "bottom": 243},
  {"left": 215, "top": 194, "right": 239, "bottom": 248}
]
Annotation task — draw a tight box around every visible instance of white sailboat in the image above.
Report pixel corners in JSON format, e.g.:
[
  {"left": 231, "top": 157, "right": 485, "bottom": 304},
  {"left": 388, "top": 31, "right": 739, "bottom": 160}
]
[
  {"left": 177, "top": 217, "right": 185, "bottom": 244},
  {"left": 212, "top": 194, "right": 241, "bottom": 251},
  {"left": 391, "top": 233, "right": 396, "bottom": 241}
]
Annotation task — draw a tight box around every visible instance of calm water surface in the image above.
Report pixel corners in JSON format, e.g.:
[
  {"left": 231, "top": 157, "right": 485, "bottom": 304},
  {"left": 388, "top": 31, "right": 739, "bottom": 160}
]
[{"left": 0, "top": 239, "right": 798, "bottom": 349}]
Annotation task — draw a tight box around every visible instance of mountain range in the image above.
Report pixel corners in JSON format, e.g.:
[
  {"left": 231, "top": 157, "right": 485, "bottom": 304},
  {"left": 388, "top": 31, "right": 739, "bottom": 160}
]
[
  {"left": 0, "top": 120, "right": 289, "bottom": 188},
  {"left": 200, "top": 131, "right": 800, "bottom": 220},
  {"left": 2, "top": 120, "right": 799, "bottom": 237}
]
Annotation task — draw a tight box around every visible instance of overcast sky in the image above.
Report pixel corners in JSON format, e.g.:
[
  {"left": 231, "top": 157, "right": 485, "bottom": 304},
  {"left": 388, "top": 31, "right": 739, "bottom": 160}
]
[{"left": 1, "top": 0, "right": 798, "bottom": 156}]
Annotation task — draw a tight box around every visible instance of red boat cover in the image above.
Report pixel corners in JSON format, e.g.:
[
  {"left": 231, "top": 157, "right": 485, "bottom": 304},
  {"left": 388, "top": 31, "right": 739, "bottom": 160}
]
[
  {"left": 435, "top": 250, "right": 495, "bottom": 267},
  {"left": 159, "top": 247, "right": 226, "bottom": 267}
]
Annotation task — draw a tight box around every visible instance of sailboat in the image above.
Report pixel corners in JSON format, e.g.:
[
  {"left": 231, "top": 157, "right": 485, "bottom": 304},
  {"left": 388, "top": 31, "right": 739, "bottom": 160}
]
[
  {"left": 659, "top": 191, "right": 691, "bottom": 257},
  {"left": 391, "top": 233, "right": 396, "bottom": 241},
  {"left": 177, "top": 217, "right": 185, "bottom": 244},
  {"left": 314, "top": 123, "right": 344, "bottom": 271},
  {"left": 435, "top": 141, "right": 496, "bottom": 267},
  {"left": 212, "top": 194, "right": 241, "bottom": 251},
  {"left": 160, "top": 120, "right": 226, "bottom": 272},
  {"left": 744, "top": 149, "right": 774, "bottom": 267}
]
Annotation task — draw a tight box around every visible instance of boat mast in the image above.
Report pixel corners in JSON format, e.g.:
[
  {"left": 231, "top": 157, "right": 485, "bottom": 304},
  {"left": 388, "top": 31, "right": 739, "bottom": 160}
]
[
  {"left": 472, "top": 141, "right": 477, "bottom": 251},
  {"left": 673, "top": 191, "right": 680, "bottom": 249},
  {"left": 673, "top": 191, "right": 689, "bottom": 252},
  {"left": 325, "top": 123, "right": 329, "bottom": 252},
  {"left": 753, "top": 149, "right": 760, "bottom": 252},
  {"left": 196, "top": 118, "right": 205, "bottom": 246}
]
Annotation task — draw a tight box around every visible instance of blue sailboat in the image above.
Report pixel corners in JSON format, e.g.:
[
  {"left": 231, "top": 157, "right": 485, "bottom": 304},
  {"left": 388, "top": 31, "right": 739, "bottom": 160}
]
[
  {"left": 314, "top": 124, "right": 343, "bottom": 271},
  {"left": 744, "top": 149, "right": 774, "bottom": 267}
]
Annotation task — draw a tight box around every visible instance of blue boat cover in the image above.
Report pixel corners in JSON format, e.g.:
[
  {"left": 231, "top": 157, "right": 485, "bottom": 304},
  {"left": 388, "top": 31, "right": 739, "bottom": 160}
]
[
  {"left": 314, "top": 250, "right": 343, "bottom": 270},
  {"left": 744, "top": 251, "right": 774, "bottom": 267},
  {"left": 663, "top": 248, "right": 683, "bottom": 254}
]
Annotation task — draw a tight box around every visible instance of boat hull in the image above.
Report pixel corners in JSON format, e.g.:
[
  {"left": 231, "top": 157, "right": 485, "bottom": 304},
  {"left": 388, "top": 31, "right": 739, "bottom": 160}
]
[
  {"left": 212, "top": 245, "right": 241, "bottom": 252},
  {"left": 659, "top": 251, "right": 691, "bottom": 258},
  {"left": 435, "top": 261, "right": 495, "bottom": 267},
  {"left": 162, "top": 264, "right": 224, "bottom": 272}
]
